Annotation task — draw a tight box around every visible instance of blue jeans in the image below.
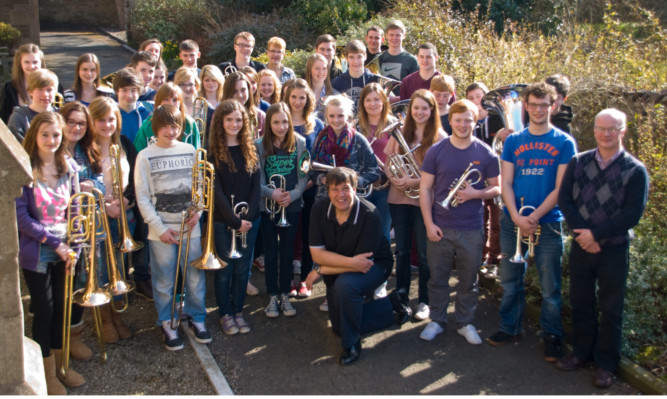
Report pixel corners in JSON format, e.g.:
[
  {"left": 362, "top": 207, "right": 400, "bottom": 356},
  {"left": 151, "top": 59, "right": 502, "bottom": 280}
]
[
  {"left": 213, "top": 218, "right": 260, "bottom": 317},
  {"left": 261, "top": 211, "right": 300, "bottom": 296},
  {"left": 148, "top": 236, "right": 206, "bottom": 324},
  {"left": 367, "top": 187, "right": 392, "bottom": 242},
  {"left": 498, "top": 213, "right": 564, "bottom": 338},
  {"left": 389, "top": 203, "right": 429, "bottom": 304}
]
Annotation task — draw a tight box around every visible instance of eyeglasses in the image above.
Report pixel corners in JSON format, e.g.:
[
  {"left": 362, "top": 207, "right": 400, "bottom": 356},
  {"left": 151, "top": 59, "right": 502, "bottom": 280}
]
[
  {"left": 268, "top": 49, "right": 283, "bottom": 54},
  {"left": 235, "top": 43, "right": 253, "bottom": 49},
  {"left": 594, "top": 126, "right": 623, "bottom": 134},
  {"left": 526, "top": 103, "right": 552, "bottom": 110},
  {"left": 66, "top": 120, "right": 87, "bottom": 128}
]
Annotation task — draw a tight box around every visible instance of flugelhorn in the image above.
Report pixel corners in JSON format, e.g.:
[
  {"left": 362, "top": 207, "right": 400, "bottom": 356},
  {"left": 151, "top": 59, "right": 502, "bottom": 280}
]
[
  {"left": 510, "top": 197, "right": 541, "bottom": 263},
  {"left": 266, "top": 174, "right": 290, "bottom": 227},
  {"left": 383, "top": 121, "right": 422, "bottom": 199},
  {"left": 227, "top": 194, "right": 249, "bottom": 259},
  {"left": 193, "top": 96, "right": 209, "bottom": 149},
  {"left": 439, "top": 163, "right": 482, "bottom": 209}
]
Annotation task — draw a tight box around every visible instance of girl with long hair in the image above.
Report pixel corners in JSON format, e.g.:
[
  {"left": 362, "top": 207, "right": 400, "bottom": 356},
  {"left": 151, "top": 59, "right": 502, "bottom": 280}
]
[
  {"left": 63, "top": 53, "right": 114, "bottom": 105},
  {"left": 199, "top": 64, "right": 225, "bottom": 109},
  {"left": 385, "top": 89, "right": 447, "bottom": 321},
  {"left": 16, "top": 111, "right": 85, "bottom": 394},
  {"left": 209, "top": 99, "right": 261, "bottom": 335},
  {"left": 257, "top": 69, "right": 281, "bottom": 106},
  {"left": 0, "top": 43, "right": 45, "bottom": 123},
  {"left": 304, "top": 53, "right": 337, "bottom": 120},
  {"left": 222, "top": 72, "right": 265, "bottom": 139},
  {"left": 256, "top": 103, "right": 308, "bottom": 317}
]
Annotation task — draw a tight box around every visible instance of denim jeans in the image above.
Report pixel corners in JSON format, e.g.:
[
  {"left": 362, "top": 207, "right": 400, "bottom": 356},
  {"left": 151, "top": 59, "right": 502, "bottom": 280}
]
[
  {"left": 261, "top": 211, "right": 300, "bottom": 296},
  {"left": 426, "top": 228, "right": 483, "bottom": 327},
  {"left": 367, "top": 187, "right": 392, "bottom": 242},
  {"left": 498, "top": 213, "right": 564, "bottom": 338},
  {"left": 569, "top": 241, "right": 629, "bottom": 372},
  {"left": 389, "top": 203, "right": 429, "bottom": 304},
  {"left": 149, "top": 236, "right": 206, "bottom": 324},
  {"left": 213, "top": 218, "right": 260, "bottom": 317}
]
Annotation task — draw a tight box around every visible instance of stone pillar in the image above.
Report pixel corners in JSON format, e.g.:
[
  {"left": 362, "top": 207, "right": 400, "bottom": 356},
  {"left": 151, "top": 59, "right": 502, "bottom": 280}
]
[
  {"left": 0, "top": 0, "right": 40, "bottom": 46},
  {"left": 0, "top": 121, "right": 45, "bottom": 395}
]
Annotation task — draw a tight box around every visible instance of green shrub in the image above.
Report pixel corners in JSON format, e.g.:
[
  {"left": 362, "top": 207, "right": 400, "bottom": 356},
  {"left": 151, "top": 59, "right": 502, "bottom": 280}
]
[
  {"left": 285, "top": 0, "right": 368, "bottom": 37},
  {"left": 0, "top": 22, "right": 21, "bottom": 50},
  {"left": 128, "top": 0, "right": 211, "bottom": 46},
  {"left": 252, "top": 49, "right": 311, "bottom": 78}
]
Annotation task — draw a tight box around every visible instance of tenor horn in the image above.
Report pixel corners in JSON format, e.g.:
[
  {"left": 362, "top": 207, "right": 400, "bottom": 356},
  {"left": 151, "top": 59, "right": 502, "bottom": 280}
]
[{"left": 376, "top": 75, "right": 402, "bottom": 96}]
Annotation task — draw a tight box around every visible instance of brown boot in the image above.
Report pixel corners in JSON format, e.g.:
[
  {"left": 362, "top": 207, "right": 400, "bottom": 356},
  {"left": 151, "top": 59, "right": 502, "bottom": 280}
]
[
  {"left": 111, "top": 300, "right": 132, "bottom": 340},
  {"left": 99, "top": 304, "right": 119, "bottom": 343},
  {"left": 43, "top": 353, "right": 67, "bottom": 395},
  {"left": 53, "top": 349, "right": 86, "bottom": 388},
  {"left": 69, "top": 322, "right": 93, "bottom": 361}
]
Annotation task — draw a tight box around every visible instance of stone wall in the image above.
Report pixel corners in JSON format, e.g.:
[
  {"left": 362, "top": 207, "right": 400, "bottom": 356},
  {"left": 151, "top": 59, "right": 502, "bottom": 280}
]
[
  {"left": 0, "top": 0, "right": 40, "bottom": 46},
  {"left": 38, "top": 0, "right": 121, "bottom": 28}
]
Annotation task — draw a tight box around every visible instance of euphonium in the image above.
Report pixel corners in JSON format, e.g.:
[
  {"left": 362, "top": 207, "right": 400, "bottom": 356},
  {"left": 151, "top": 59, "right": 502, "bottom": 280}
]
[
  {"left": 384, "top": 121, "right": 422, "bottom": 199},
  {"left": 227, "top": 194, "right": 249, "bottom": 259},
  {"left": 64, "top": 192, "right": 111, "bottom": 377},
  {"left": 109, "top": 144, "right": 142, "bottom": 312},
  {"left": 510, "top": 197, "right": 541, "bottom": 263},
  {"left": 266, "top": 174, "right": 290, "bottom": 227},
  {"left": 193, "top": 96, "right": 209, "bottom": 148},
  {"left": 439, "top": 163, "right": 483, "bottom": 209}
]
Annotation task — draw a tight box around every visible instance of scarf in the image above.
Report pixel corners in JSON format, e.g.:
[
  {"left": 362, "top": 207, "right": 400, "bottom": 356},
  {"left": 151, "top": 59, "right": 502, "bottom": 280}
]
[{"left": 314, "top": 124, "right": 354, "bottom": 167}]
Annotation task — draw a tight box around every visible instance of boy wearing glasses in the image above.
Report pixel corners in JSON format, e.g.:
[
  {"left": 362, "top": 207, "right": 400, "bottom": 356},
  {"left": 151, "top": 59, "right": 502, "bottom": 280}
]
[
  {"left": 557, "top": 109, "right": 647, "bottom": 388},
  {"left": 219, "top": 32, "right": 266, "bottom": 73},
  {"left": 487, "top": 82, "right": 576, "bottom": 364}
]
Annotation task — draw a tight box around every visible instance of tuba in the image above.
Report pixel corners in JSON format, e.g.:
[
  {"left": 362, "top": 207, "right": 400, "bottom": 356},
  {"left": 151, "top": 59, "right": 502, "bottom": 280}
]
[
  {"left": 193, "top": 96, "right": 209, "bottom": 149},
  {"left": 439, "top": 163, "right": 482, "bottom": 210},
  {"left": 384, "top": 121, "right": 422, "bottom": 199}
]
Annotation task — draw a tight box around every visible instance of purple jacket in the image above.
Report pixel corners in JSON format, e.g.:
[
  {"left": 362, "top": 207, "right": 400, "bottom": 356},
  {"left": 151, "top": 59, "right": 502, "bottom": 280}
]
[{"left": 16, "top": 159, "right": 79, "bottom": 272}]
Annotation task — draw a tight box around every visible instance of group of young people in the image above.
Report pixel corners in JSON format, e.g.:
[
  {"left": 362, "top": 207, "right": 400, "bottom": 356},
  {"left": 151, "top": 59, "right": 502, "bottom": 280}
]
[{"left": 6, "top": 18, "right": 647, "bottom": 393}]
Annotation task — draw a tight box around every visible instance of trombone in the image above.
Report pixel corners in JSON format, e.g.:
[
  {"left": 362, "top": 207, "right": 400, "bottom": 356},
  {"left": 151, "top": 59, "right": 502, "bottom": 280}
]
[
  {"left": 510, "top": 197, "right": 541, "bottom": 263},
  {"left": 266, "top": 174, "right": 290, "bottom": 227},
  {"left": 439, "top": 163, "right": 482, "bottom": 209},
  {"left": 193, "top": 96, "right": 209, "bottom": 149},
  {"left": 62, "top": 192, "right": 112, "bottom": 379},
  {"left": 383, "top": 121, "right": 422, "bottom": 199},
  {"left": 171, "top": 149, "right": 226, "bottom": 327},
  {"left": 227, "top": 194, "right": 249, "bottom": 259},
  {"left": 109, "top": 144, "right": 143, "bottom": 312}
]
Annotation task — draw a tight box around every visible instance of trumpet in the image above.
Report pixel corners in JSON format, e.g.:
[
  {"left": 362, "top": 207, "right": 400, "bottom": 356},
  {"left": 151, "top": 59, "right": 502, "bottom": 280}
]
[
  {"left": 62, "top": 192, "right": 112, "bottom": 379},
  {"left": 266, "top": 174, "right": 290, "bottom": 227},
  {"left": 193, "top": 96, "right": 209, "bottom": 149},
  {"left": 510, "top": 197, "right": 541, "bottom": 263},
  {"left": 227, "top": 194, "right": 249, "bottom": 259},
  {"left": 439, "top": 163, "right": 482, "bottom": 209},
  {"left": 109, "top": 144, "right": 143, "bottom": 312},
  {"left": 299, "top": 152, "right": 373, "bottom": 198},
  {"left": 383, "top": 121, "right": 422, "bottom": 199},
  {"left": 171, "top": 149, "right": 226, "bottom": 327}
]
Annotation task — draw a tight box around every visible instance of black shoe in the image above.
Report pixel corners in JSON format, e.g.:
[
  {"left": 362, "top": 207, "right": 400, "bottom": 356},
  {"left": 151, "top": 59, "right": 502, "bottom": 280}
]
[
  {"left": 543, "top": 334, "right": 563, "bottom": 362},
  {"left": 135, "top": 279, "right": 154, "bottom": 301},
  {"left": 593, "top": 368, "right": 615, "bottom": 388},
  {"left": 395, "top": 303, "right": 412, "bottom": 325},
  {"left": 556, "top": 355, "right": 590, "bottom": 371},
  {"left": 161, "top": 322, "right": 184, "bottom": 351},
  {"left": 389, "top": 288, "right": 412, "bottom": 325},
  {"left": 188, "top": 317, "right": 212, "bottom": 344},
  {"left": 487, "top": 330, "right": 522, "bottom": 346},
  {"left": 395, "top": 288, "right": 409, "bottom": 306},
  {"left": 340, "top": 340, "right": 361, "bottom": 366}
]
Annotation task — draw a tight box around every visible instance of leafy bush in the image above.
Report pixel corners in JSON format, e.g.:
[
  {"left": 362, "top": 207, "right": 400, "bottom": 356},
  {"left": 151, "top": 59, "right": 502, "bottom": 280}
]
[
  {"left": 285, "top": 0, "right": 368, "bottom": 37},
  {"left": 128, "top": 0, "right": 211, "bottom": 46},
  {"left": 0, "top": 22, "right": 21, "bottom": 50},
  {"left": 206, "top": 9, "right": 316, "bottom": 65},
  {"left": 252, "top": 49, "right": 311, "bottom": 78}
]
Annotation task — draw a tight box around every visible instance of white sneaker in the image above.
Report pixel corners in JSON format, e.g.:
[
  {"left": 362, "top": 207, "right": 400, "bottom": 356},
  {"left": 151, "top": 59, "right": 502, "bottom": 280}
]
[
  {"left": 373, "top": 281, "right": 388, "bottom": 299},
  {"left": 414, "top": 302, "right": 430, "bottom": 320},
  {"left": 420, "top": 321, "right": 444, "bottom": 341},
  {"left": 457, "top": 324, "right": 482, "bottom": 345}
]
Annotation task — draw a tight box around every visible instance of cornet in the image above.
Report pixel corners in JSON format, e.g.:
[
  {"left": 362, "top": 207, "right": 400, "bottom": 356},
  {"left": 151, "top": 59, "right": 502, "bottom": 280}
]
[
  {"left": 227, "top": 194, "right": 249, "bottom": 259},
  {"left": 510, "top": 197, "right": 541, "bottom": 263},
  {"left": 439, "top": 163, "right": 482, "bottom": 209},
  {"left": 266, "top": 174, "right": 290, "bottom": 227},
  {"left": 383, "top": 121, "right": 422, "bottom": 199}
]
